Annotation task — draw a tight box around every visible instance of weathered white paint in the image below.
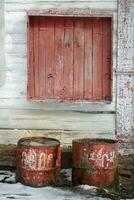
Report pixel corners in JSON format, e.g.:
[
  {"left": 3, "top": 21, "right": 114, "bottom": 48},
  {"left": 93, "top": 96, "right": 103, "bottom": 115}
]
[
  {"left": 22, "top": 150, "right": 54, "bottom": 170},
  {"left": 88, "top": 148, "right": 116, "bottom": 168},
  {"left": 0, "top": 109, "right": 115, "bottom": 131},
  {"left": 0, "top": 0, "right": 5, "bottom": 86},
  {"left": 0, "top": 129, "right": 116, "bottom": 146},
  {"left": 117, "top": 0, "right": 134, "bottom": 137},
  {"left": 0, "top": 0, "right": 118, "bottom": 145}
]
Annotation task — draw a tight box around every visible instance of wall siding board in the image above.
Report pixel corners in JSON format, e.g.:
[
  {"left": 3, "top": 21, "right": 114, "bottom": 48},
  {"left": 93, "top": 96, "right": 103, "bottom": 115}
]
[
  {"left": 0, "top": 1, "right": 117, "bottom": 143},
  {"left": 0, "top": 109, "right": 115, "bottom": 131},
  {"left": 0, "top": 0, "right": 5, "bottom": 86},
  {"left": 5, "top": 2, "right": 117, "bottom": 11},
  {"left": 0, "top": 129, "right": 116, "bottom": 146}
]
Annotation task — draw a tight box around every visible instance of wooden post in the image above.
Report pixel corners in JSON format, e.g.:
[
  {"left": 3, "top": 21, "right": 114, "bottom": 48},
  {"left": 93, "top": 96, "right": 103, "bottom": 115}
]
[
  {"left": 117, "top": 0, "right": 134, "bottom": 193},
  {"left": 117, "top": 0, "right": 134, "bottom": 139}
]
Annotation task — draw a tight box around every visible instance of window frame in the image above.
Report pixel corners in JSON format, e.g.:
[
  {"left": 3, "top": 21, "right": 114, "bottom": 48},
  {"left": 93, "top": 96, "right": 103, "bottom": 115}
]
[{"left": 27, "top": 8, "right": 115, "bottom": 112}]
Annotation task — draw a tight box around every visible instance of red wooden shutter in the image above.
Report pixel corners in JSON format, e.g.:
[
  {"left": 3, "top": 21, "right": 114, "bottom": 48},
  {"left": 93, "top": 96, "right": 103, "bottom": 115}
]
[{"left": 28, "top": 16, "right": 111, "bottom": 102}]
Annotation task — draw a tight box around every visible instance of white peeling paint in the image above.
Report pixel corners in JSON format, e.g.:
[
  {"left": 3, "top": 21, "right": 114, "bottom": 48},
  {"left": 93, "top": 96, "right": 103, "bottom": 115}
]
[
  {"left": 88, "top": 148, "right": 116, "bottom": 168},
  {"left": 21, "top": 149, "right": 54, "bottom": 170}
]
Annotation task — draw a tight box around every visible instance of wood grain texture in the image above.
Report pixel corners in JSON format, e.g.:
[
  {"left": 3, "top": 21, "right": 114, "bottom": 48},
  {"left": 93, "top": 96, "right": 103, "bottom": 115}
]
[
  {"left": 63, "top": 18, "right": 74, "bottom": 100},
  {"left": 0, "top": 109, "right": 115, "bottom": 131},
  {"left": 54, "top": 18, "right": 64, "bottom": 99},
  {"left": 73, "top": 18, "right": 84, "bottom": 100},
  {"left": 92, "top": 18, "right": 103, "bottom": 100},
  {"left": 28, "top": 18, "right": 34, "bottom": 99},
  {"left": 28, "top": 17, "right": 112, "bottom": 102},
  {"left": 102, "top": 18, "right": 111, "bottom": 101},
  {"left": 84, "top": 18, "right": 93, "bottom": 100},
  {"left": 45, "top": 17, "right": 55, "bottom": 99},
  {"left": 0, "top": 129, "right": 116, "bottom": 146},
  {"left": 0, "top": 4, "right": 118, "bottom": 139},
  {"left": 39, "top": 17, "right": 46, "bottom": 99}
]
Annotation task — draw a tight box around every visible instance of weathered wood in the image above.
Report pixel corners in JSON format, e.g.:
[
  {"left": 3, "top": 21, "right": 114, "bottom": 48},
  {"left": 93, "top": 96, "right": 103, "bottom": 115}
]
[
  {"left": 73, "top": 18, "right": 84, "bottom": 100},
  {"left": 0, "top": 99, "right": 115, "bottom": 111},
  {"left": 45, "top": 18, "right": 55, "bottom": 99},
  {"left": 63, "top": 18, "right": 73, "bottom": 100},
  {"left": 102, "top": 18, "right": 111, "bottom": 101},
  {"left": 54, "top": 18, "right": 64, "bottom": 99},
  {"left": 117, "top": 0, "right": 134, "bottom": 136},
  {"left": 28, "top": 16, "right": 112, "bottom": 102},
  {"left": 84, "top": 18, "right": 93, "bottom": 100},
  {"left": 92, "top": 18, "right": 103, "bottom": 100},
  {"left": 0, "top": 2, "right": 117, "bottom": 145},
  {"left": 5, "top": 2, "right": 117, "bottom": 12},
  {"left": 0, "top": 129, "right": 116, "bottom": 145},
  {"left": 0, "top": 0, "right": 5, "bottom": 86},
  {"left": 0, "top": 109, "right": 115, "bottom": 131}
]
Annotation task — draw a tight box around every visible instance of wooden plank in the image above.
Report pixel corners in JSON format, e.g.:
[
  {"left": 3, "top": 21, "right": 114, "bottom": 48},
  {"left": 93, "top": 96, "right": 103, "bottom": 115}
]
[
  {"left": 45, "top": 17, "right": 55, "bottom": 99},
  {"left": 92, "top": 18, "right": 103, "bottom": 100},
  {"left": 5, "top": 2, "right": 117, "bottom": 12},
  {"left": 84, "top": 18, "right": 93, "bottom": 100},
  {"left": 0, "top": 109, "right": 115, "bottom": 131},
  {"left": 54, "top": 18, "right": 64, "bottom": 100},
  {"left": 63, "top": 18, "right": 73, "bottom": 100},
  {"left": 0, "top": 129, "right": 116, "bottom": 146},
  {"left": 38, "top": 17, "right": 46, "bottom": 100},
  {"left": 102, "top": 18, "right": 111, "bottom": 101},
  {"left": 0, "top": 99, "right": 115, "bottom": 112},
  {"left": 28, "top": 17, "right": 35, "bottom": 99},
  {"left": 33, "top": 18, "right": 39, "bottom": 99},
  {"left": 73, "top": 18, "right": 84, "bottom": 100}
]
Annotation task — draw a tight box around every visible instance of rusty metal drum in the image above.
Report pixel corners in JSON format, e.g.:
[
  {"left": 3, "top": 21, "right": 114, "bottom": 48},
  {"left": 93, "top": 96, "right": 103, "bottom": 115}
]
[
  {"left": 72, "top": 138, "right": 118, "bottom": 187},
  {"left": 16, "top": 137, "right": 61, "bottom": 187}
]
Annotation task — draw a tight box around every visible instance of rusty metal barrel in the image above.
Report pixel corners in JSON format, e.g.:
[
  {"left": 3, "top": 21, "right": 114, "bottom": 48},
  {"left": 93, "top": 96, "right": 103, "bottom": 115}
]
[
  {"left": 16, "top": 137, "right": 61, "bottom": 187},
  {"left": 72, "top": 138, "right": 118, "bottom": 187}
]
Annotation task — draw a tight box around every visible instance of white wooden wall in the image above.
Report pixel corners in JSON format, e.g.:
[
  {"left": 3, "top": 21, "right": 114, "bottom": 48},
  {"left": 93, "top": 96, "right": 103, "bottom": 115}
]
[
  {"left": 0, "top": 0, "right": 117, "bottom": 145},
  {"left": 0, "top": 0, "right": 5, "bottom": 86}
]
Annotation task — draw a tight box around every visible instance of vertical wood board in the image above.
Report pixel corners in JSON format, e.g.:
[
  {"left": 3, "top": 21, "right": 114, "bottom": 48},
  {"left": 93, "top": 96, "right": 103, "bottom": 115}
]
[{"left": 28, "top": 16, "right": 112, "bottom": 102}]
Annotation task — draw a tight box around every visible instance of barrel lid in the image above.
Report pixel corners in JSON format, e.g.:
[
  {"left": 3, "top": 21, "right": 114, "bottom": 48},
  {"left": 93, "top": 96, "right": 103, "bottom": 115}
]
[
  {"left": 18, "top": 137, "right": 60, "bottom": 147},
  {"left": 73, "top": 138, "right": 117, "bottom": 144}
]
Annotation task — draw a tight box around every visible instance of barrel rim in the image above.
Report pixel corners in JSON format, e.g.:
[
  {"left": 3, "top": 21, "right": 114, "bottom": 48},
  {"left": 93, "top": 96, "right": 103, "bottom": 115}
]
[
  {"left": 17, "top": 136, "right": 60, "bottom": 147},
  {"left": 72, "top": 138, "right": 118, "bottom": 144}
]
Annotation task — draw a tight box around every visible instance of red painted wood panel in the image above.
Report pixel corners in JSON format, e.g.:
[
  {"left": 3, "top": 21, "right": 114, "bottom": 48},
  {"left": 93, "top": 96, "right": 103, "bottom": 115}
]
[
  {"left": 54, "top": 18, "right": 64, "bottom": 100},
  {"left": 102, "top": 18, "right": 111, "bottom": 101},
  {"left": 33, "top": 18, "right": 40, "bottom": 100},
  {"left": 93, "top": 19, "right": 103, "bottom": 100},
  {"left": 28, "top": 16, "right": 112, "bottom": 102},
  {"left": 63, "top": 18, "right": 74, "bottom": 100},
  {"left": 28, "top": 17, "right": 34, "bottom": 99},
  {"left": 84, "top": 18, "right": 93, "bottom": 100},
  {"left": 74, "top": 18, "right": 84, "bottom": 100},
  {"left": 45, "top": 17, "right": 55, "bottom": 99},
  {"left": 39, "top": 17, "right": 46, "bottom": 100}
]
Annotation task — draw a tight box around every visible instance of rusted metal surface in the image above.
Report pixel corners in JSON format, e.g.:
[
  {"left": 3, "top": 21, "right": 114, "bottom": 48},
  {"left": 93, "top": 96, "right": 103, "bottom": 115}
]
[
  {"left": 16, "top": 137, "right": 61, "bottom": 187},
  {"left": 72, "top": 138, "right": 118, "bottom": 187},
  {"left": 28, "top": 16, "right": 112, "bottom": 102}
]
